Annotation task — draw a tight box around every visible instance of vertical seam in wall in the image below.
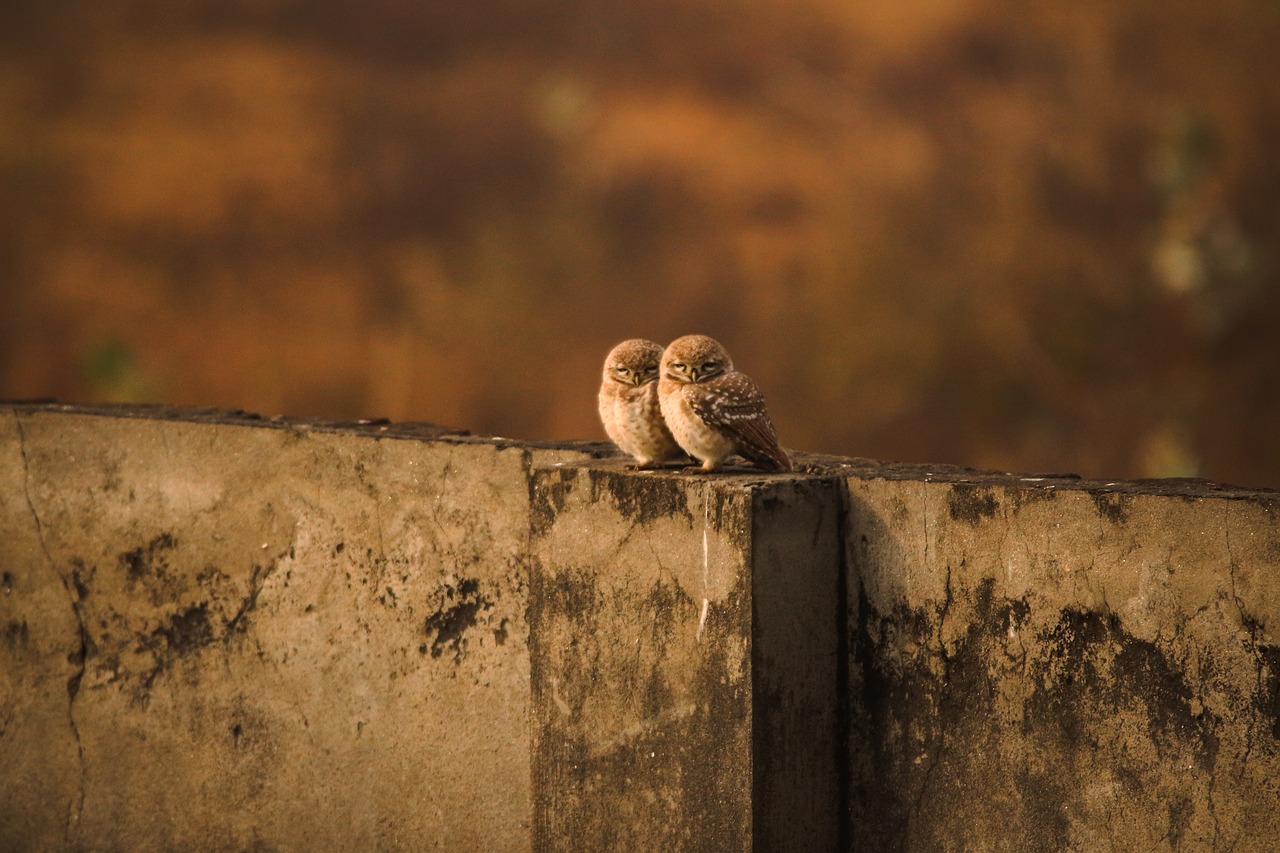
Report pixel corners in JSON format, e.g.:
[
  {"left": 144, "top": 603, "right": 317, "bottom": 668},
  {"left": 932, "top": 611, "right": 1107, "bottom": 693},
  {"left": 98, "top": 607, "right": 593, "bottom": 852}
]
[
  {"left": 519, "top": 447, "right": 548, "bottom": 853},
  {"left": 748, "top": 484, "right": 762, "bottom": 852},
  {"left": 13, "top": 411, "right": 88, "bottom": 844},
  {"left": 834, "top": 479, "right": 852, "bottom": 852}
]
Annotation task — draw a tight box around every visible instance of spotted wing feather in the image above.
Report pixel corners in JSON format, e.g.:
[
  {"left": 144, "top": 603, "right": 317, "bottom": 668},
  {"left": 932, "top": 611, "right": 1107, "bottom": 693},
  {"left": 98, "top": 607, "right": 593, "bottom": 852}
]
[{"left": 686, "top": 372, "right": 792, "bottom": 471}]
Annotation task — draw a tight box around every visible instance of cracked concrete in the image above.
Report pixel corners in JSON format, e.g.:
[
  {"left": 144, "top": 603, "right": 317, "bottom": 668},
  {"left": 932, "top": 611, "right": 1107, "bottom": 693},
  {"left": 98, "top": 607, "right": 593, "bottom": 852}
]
[
  {"left": 1, "top": 411, "right": 83, "bottom": 848},
  {"left": 13, "top": 412, "right": 89, "bottom": 845},
  {"left": 2, "top": 404, "right": 1278, "bottom": 851},
  {"left": 0, "top": 403, "right": 598, "bottom": 851},
  {"left": 843, "top": 474, "right": 1280, "bottom": 852}
]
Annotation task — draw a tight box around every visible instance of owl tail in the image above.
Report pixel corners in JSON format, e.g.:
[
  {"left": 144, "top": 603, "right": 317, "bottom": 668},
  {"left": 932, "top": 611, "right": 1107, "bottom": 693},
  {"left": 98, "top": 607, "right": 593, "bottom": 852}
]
[{"left": 741, "top": 442, "right": 793, "bottom": 473}]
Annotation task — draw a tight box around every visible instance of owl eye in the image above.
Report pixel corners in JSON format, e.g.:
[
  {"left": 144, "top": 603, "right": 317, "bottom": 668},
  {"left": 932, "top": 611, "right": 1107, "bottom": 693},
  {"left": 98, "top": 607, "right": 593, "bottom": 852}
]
[
  {"left": 615, "top": 366, "right": 630, "bottom": 374},
  {"left": 702, "top": 361, "right": 719, "bottom": 371},
  {"left": 672, "top": 362, "right": 687, "bottom": 371}
]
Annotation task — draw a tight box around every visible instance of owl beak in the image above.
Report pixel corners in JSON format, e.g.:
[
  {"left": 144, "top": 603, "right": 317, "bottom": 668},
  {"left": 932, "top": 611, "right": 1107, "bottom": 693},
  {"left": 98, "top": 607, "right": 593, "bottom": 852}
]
[
  {"left": 632, "top": 374, "right": 644, "bottom": 386},
  {"left": 688, "top": 368, "right": 699, "bottom": 383}
]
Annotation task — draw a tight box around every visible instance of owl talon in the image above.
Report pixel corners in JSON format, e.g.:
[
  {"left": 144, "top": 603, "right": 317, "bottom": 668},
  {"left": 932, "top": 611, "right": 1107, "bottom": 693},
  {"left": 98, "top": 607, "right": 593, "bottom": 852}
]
[{"left": 629, "top": 457, "right": 690, "bottom": 470}]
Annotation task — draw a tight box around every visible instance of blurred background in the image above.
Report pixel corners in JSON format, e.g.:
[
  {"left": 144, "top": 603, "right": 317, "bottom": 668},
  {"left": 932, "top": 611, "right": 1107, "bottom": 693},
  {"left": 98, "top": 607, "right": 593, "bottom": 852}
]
[{"left": 2, "top": 0, "right": 1279, "bottom": 486}]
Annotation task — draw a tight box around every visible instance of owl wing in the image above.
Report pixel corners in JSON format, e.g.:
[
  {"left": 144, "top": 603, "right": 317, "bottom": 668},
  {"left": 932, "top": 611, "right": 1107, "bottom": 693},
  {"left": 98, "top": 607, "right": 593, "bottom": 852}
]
[{"left": 687, "top": 372, "right": 793, "bottom": 472}]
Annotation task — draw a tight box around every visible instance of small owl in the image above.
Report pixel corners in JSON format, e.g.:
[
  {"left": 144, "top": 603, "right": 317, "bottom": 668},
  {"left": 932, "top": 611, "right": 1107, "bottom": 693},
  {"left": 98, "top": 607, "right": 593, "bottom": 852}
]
[
  {"left": 658, "top": 334, "right": 792, "bottom": 472},
  {"left": 598, "top": 339, "right": 686, "bottom": 467}
]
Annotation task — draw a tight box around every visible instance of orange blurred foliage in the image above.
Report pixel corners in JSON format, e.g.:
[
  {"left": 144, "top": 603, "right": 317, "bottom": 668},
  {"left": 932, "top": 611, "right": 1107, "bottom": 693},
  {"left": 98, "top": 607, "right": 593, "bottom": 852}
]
[{"left": 2, "top": 0, "right": 1279, "bottom": 485}]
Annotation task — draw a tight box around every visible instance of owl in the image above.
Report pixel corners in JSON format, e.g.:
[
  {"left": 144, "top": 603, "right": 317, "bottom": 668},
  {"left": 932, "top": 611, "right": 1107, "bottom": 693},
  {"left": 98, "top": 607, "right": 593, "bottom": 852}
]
[
  {"left": 658, "top": 334, "right": 792, "bottom": 472},
  {"left": 598, "top": 339, "right": 686, "bottom": 467}
]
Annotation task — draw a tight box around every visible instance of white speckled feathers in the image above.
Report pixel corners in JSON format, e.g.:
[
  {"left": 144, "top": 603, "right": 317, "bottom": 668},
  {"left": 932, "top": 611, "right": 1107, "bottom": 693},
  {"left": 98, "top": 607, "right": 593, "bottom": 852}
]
[{"left": 683, "top": 370, "right": 787, "bottom": 469}]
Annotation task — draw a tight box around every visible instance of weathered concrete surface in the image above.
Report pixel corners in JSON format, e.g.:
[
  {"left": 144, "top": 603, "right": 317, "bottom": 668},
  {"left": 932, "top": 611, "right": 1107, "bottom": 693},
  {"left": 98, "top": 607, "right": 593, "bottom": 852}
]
[
  {"left": 527, "top": 464, "right": 843, "bottom": 851},
  {"left": 838, "top": 467, "right": 1280, "bottom": 852},
  {"left": 0, "top": 403, "right": 601, "bottom": 850},
  {"left": 4, "top": 404, "right": 1279, "bottom": 852}
]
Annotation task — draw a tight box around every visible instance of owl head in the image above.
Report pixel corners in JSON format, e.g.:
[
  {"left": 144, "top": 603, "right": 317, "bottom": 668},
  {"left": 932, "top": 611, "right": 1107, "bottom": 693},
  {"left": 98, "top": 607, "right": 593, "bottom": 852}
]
[
  {"left": 661, "top": 335, "right": 733, "bottom": 384},
  {"left": 603, "top": 339, "right": 665, "bottom": 386}
]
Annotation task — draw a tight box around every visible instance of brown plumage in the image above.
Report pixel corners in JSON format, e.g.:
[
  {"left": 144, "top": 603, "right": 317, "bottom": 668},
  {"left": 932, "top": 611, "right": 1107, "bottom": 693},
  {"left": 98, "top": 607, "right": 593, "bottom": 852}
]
[
  {"left": 598, "top": 339, "right": 685, "bottom": 466},
  {"left": 657, "top": 334, "right": 792, "bottom": 472}
]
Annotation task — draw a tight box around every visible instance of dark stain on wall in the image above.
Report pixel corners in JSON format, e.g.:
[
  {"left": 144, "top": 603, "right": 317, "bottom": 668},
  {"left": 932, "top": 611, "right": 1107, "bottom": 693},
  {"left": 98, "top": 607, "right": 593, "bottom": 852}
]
[
  {"left": 154, "top": 603, "right": 214, "bottom": 655},
  {"left": 529, "top": 554, "right": 751, "bottom": 850},
  {"left": 947, "top": 484, "right": 1000, "bottom": 524},
  {"left": 421, "top": 577, "right": 492, "bottom": 662},
  {"left": 1008, "top": 486, "right": 1059, "bottom": 511},
  {"left": 529, "top": 466, "right": 576, "bottom": 538},
  {"left": 1250, "top": 627, "right": 1280, "bottom": 740},
  {"left": 1091, "top": 490, "right": 1133, "bottom": 524},
  {"left": 3, "top": 620, "right": 28, "bottom": 647},
  {"left": 846, "top": 570, "right": 1259, "bottom": 851},
  {"left": 131, "top": 601, "right": 215, "bottom": 702},
  {"left": 119, "top": 532, "right": 178, "bottom": 582},
  {"left": 589, "top": 469, "right": 694, "bottom": 527},
  {"left": 1028, "top": 608, "right": 1220, "bottom": 770},
  {"left": 69, "top": 559, "right": 92, "bottom": 600}
]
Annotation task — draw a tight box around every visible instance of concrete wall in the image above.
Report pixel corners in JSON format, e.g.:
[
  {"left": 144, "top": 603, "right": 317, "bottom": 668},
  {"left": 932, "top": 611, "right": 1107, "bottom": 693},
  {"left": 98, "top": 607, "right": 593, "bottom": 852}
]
[
  {"left": 528, "top": 467, "right": 843, "bottom": 850},
  {"left": 841, "top": 467, "right": 1280, "bottom": 851},
  {"left": 2, "top": 403, "right": 1278, "bottom": 850},
  {"left": 1, "top": 404, "right": 598, "bottom": 850}
]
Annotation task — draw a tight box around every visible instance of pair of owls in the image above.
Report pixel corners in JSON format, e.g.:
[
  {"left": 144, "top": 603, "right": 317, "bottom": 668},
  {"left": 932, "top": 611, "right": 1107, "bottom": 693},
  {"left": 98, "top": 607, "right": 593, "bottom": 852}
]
[{"left": 598, "top": 335, "right": 792, "bottom": 473}]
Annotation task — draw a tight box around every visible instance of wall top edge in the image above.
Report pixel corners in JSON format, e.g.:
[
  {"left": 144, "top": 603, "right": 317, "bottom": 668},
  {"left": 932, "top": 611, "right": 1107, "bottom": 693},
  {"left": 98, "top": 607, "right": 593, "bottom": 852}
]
[{"left": 7, "top": 400, "right": 1276, "bottom": 500}]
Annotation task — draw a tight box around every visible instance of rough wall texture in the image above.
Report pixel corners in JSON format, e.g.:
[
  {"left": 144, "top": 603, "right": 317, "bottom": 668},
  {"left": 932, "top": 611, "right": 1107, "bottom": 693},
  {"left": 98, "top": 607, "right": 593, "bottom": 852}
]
[
  {"left": 840, "top": 467, "right": 1280, "bottom": 852},
  {"left": 2, "top": 404, "right": 1278, "bottom": 851},
  {"left": 527, "top": 466, "right": 842, "bottom": 851},
  {"left": 0, "top": 404, "right": 600, "bottom": 850}
]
